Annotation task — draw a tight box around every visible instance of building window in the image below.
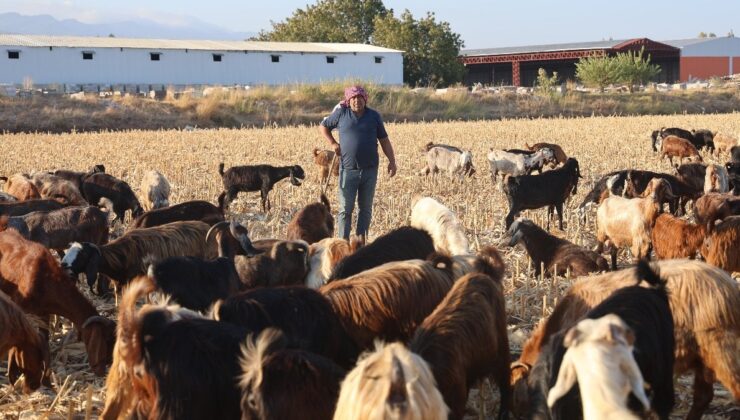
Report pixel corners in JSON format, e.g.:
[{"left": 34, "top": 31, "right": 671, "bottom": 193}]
[
  {"left": 82, "top": 52, "right": 94, "bottom": 60},
  {"left": 213, "top": 54, "right": 223, "bottom": 62},
  {"left": 8, "top": 51, "right": 19, "bottom": 59},
  {"left": 150, "top": 52, "right": 161, "bottom": 61},
  {"left": 326, "top": 56, "right": 335, "bottom": 64},
  {"left": 271, "top": 55, "right": 280, "bottom": 63},
  {"left": 374, "top": 56, "right": 383, "bottom": 64}
]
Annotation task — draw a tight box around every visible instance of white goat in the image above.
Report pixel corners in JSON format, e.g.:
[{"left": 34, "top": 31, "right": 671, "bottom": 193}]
[
  {"left": 548, "top": 314, "right": 650, "bottom": 420},
  {"left": 419, "top": 145, "right": 475, "bottom": 180},
  {"left": 596, "top": 178, "right": 673, "bottom": 270},
  {"left": 704, "top": 164, "right": 729, "bottom": 193},
  {"left": 140, "top": 170, "right": 171, "bottom": 211},
  {"left": 410, "top": 196, "right": 471, "bottom": 256},
  {"left": 486, "top": 148, "right": 555, "bottom": 183}
]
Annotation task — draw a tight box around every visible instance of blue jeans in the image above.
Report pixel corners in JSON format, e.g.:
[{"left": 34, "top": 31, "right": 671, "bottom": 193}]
[{"left": 337, "top": 166, "right": 378, "bottom": 239}]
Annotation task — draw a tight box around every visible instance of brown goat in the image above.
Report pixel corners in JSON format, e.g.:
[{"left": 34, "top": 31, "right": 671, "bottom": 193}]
[
  {"left": 660, "top": 135, "right": 703, "bottom": 165},
  {"left": 0, "top": 290, "right": 50, "bottom": 393},
  {"left": 306, "top": 236, "right": 363, "bottom": 289},
  {"left": 313, "top": 148, "right": 339, "bottom": 182},
  {"left": 713, "top": 132, "right": 738, "bottom": 155},
  {"left": 286, "top": 193, "right": 333, "bottom": 244},
  {"left": 651, "top": 213, "right": 706, "bottom": 259},
  {"left": 2, "top": 174, "right": 41, "bottom": 201},
  {"left": 693, "top": 193, "right": 740, "bottom": 230},
  {"left": 31, "top": 173, "right": 88, "bottom": 206},
  {"left": 0, "top": 229, "right": 115, "bottom": 376},
  {"left": 410, "top": 269, "right": 511, "bottom": 420},
  {"left": 526, "top": 142, "right": 567, "bottom": 167},
  {"left": 701, "top": 216, "right": 740, "bottom": 272},
  {"left": 510, "top": 260, "right": 740, "bottom": 420}
]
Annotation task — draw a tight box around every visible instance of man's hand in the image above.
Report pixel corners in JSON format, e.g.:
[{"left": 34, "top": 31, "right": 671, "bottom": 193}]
[
  {"left": 333, "top": 142, "right": 341, "bottom": 156},
  {"left": 387, "top": 161, "right": 397, "bottom": 178}
]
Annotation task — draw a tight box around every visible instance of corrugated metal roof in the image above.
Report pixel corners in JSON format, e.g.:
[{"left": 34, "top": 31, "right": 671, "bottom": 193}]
[
  {"left": 662, "top": 38, "right": 725, "bottom": 48},
  {"left": 461, "top": 39, "right": 628, "bottom": 57},
  {"left": 0, "top": 34, "right": 402, "bottom": 53}
]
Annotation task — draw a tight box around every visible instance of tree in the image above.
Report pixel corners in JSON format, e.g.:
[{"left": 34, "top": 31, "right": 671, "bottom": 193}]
[
  {"left": 373, "top": 10, "right": 465, "bottom": 86},
  {"left": 698, "top": 32, "right": 717, "bottom": 38},
  {"left": 575, "top": 54, "right": 620, "bottom": 92},
  {"left": 615, "top": 47, "right": 661, "bottom": 92},
  {"left": 535, "top": 68, "right": 559, "bottom": 96},
  {"left": 254, "top": 0, "right": 387, "bottom": 43}
]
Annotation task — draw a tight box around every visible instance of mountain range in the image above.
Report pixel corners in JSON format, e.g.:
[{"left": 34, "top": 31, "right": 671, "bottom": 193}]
[{"left": 0, "top": 12, "right": 256, "bottom": 40}]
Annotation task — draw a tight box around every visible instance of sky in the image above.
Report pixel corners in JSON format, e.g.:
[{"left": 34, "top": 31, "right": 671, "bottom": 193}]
[{"left": 0, "top": 0, "right": 737, "bottom": 49}]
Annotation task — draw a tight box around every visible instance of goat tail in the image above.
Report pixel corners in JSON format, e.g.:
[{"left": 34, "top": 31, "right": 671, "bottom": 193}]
[
  {"left": 313, "top": 147, "right": 320, "bottom": 157},
  {"left": 635, "top": 259, "right": 666, "bottom": 290},
  {"left": 474, "top": 246, "right": 505, "bottom": 282},
  {"left": 427, "top": 252, "right": 454, "bottom": 278},
  {"left": 118, "top": 276, "right": 156, "bottom": 367},
  {"left": 423, "top": 141, "right": 435, "bottom": 152},
  {"left": 320, "top": 193, "right": 331, "bottom": 213},
  {"left": 525, "top": 142, "right": 533, "bottom": 151},
  {"left": 217, "top": 192, "right": 227, "bottom": 213},
  {"left": 218, "top": 162, "right": 225, "bottom": 177},
  {"left": 239, "top": 328, "right": 287, "bottom": 390}
]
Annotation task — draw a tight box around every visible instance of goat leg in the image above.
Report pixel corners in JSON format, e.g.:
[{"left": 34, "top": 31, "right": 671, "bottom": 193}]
[{"left": 686, "top": 366, "right": 714, "bottom": 420}]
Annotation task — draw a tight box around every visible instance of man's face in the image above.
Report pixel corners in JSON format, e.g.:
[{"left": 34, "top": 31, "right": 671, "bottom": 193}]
[{"left": 349, "top": 95, "right": 366, "bottom": 113}]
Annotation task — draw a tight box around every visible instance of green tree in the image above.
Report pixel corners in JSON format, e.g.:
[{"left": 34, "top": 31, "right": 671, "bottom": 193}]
[
  {"left": 575, "top": 54, "right": 620, "bottom": 92},
  {"left": 615, "top": 47, "right": 661, "bottom": 92},
  {"left": 254, "top": 0, "right": 387, "bottom": 43},
  {"left": 373, "top": 10, "right": 465, "bottom": 86},
  {"left": 535, "top": 68, "right": 559, "bottom": 97}
]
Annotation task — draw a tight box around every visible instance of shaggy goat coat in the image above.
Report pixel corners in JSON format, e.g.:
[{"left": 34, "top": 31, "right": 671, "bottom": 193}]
[{"left": 410, "top": 197, "right": 471, "bottom": 256}]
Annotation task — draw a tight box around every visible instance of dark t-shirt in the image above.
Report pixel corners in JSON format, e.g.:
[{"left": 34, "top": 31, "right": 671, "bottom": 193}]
[{"left": 321, "top": 106, "right": 388, "bottom": 169}]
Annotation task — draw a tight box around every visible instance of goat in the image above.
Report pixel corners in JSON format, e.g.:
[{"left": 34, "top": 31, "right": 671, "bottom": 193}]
[
  {"left": 525, "top": 142, "right": 567, "bottom": 167},
  {"left": 313, "top": 148, "right": 339, "bottom": 183},
  {"left": 732, "top": 145, "right": 740, "bottom": 162},
  {"left": 0, "top": 290, "right": 50, "bottom": 393},
  {"left": 333, "top": 341, "right": 449, "bottom": 420},
  {"left": 2, "top": 173, "right": 41, "bottom": 201},
  {"left": 504, "top": 218, "right": 608, "bottom": 277},
  {"left": 692, "top": 129, "right": 716, "bottom": 153},
  {"left": 232, "top": 239, "right": 310, "bottom": 289},
  {"left": 504, "top": 157, "right": 582, "bottom": 230},
  {"left": 701, "top": 216, "right": 740, "bottom": 272},
  {"left": 130, "top": 199, "right": 224, "bottom": 229},
  {"left": 410, "top": 196, "right": 470, "bottom": 256},
  {"left": 660, "top": 135, "right": 702, "bottom": 165},
  {"left": 510, "top": 259, "right": 740, "bottom": 420},
  {"left": 306, "top": 237, "right": 363, "bottom": 289},
  {"left": 0, "top": 199, "right": 65, "bottom": 217},
  {"left": 286, "top": 193, "right": 333, "bottom": 244},
  {"left": 328, "top": 226, "right": 435, "bottom": 281},
  {"left": 675, "top": 162, "right": 707, "bottom": 192},
  {"left": 548, "top": 315, "right": 651, "bottom": 420},
  {"left": 704, "top": 163, "right": 730, "bottom": 193},
  {"left": 713, "top": 132, "right": 738, "bottom": 155},
  {"left": 214, "top": 286, "right": 359, "bottom": 369},
  {"left": 218, "top": 163, "right": 305, "bottom": 212},
  {"left": 109, "top": 277, "right": 248, "bottom": 419},
  {"left": 0, "top": 229, "right": 115, "bottom": 376},
  {"left": 419, "top": 144, "right": 475, "bottom": 179},
  {"left": 486, "top": 148, "right": 555, "bottom": 182},
  {"left": 578, "top": 170, "right": 626, "bottom": 214},
  {"left": 61, "top": 221, "right": 218, "bottom": 293},
  {"left": 81, "top": 172, "right": 143, "bottom": 222},
  {"left": 30, "top": 172, "right": 88, "bottom": 206},
  {"left": 651, "top": 213, "right": 706, "bottom": 260},
  {"left": 410, "top": 268, "right": 511, "bottom": 420},
  {"left": 650, "top": 127, "right": 698, "bottom": 152},
  {"left": 140, "top": 170, "right": 171, "bottom": 210},
  {"left": 0, "top": 192, "right": 17, "bottom": 202},
  {"left": 728, "top": 161, "right": 740, "bottom": 195},
  {"left": 693, "top": 193, "right": 740, "bottom": 230},
  {"left": 52, "top": 164, "right": 105, "bottom": 191},
  {"left": 0, "top": 206, "right": 108, "bottom": 255},
  {"left": 240, "top": 328, "right": 347, "bottom": 420},
  {"left": 623, "top": 169, "right": 700, "bottom": 215},
  {"left": 596, "top": 178, "right": 674, "bottom": 269}
]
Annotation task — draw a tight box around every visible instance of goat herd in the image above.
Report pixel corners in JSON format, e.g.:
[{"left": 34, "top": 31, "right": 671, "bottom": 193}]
[{"left": 0, "top": 125, "right": 738, "bottom": 420}]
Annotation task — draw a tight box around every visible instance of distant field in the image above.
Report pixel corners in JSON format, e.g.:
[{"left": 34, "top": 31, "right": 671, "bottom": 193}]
[{"left": 0, "top": 114, "right": 738, "bottom": 418}]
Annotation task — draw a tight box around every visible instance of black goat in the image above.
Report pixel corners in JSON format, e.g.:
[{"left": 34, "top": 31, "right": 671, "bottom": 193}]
[
  {"left": 622, "top": 169, "right": 700, "bottom": 215},
  {"left": 0, "top": 199, "right": 65, "bottom": 217},
  {"left": 240, "top": 328, "right": 347, "bottom": 420},
  {"left": 675, "top": 162, "right": 707, "bottom": 192},
  {"left": 526, "top": 261, "right": 674, "bottom": 420},
  {"left": 52, "top": 164, "right": 105, "bottom": 191},
  {"left": 81, "top": 173, "right": 142, "bottom": 222},
  {"left": 504, "top": 158, "right": 582, "bottom": 230},
  {"left": 578, "top": 170, "right": 624, "bottom": 213},
  {"left": 131, "top": 200, "right": 224, "bottom": 229},
  {"left": 727, "top": 162, "right": 740, "bottom": 195},
  {"left": 732, "top": 145, "right": 740, "bottom": 163},
  {"left": 328, "top": 226, "right": 435, "bottom": 281},
  {"left": 218, "top": 163, "right": 305, "bottom": 212},
  {"left": 692, "top": 129, "right": 716, "bottom": 153},
  {"left": 215, "top": 286, "right": 359, "bottom": 369},
  {"left": 504, "top": 219, "right": 608, "bottom": 277}
]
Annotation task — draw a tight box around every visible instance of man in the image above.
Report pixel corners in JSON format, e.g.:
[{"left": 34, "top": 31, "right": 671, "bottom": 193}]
[{"left": 319, "top": 85, "right": 397, "bottom": 239}]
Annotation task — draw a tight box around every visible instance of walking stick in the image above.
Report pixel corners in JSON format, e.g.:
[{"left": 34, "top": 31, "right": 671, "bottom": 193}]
[{"left": 321, "top": 152, "right": 338, "bottom": 196}]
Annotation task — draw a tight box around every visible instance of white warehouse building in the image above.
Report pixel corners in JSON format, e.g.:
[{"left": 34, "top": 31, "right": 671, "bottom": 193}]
[{"left": 0, "top": 34, "right": 404, "bottom": 87}]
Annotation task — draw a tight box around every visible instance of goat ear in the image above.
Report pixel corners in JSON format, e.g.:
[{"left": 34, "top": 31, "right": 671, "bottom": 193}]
[
  {"left": 85, "top": 246, "right": 102, "bottom": 292},
  {"left": 547, "top": 352, "right": 576, "bottom": 408},
  {"left": 563, "top": 326, "right": 581, "bottom": 347},
  {"left": 607, "top": 323, "right": 634, "bottom": 346},
  {"left": 622, "top": 352, "right": 650, "bottom": 411}
]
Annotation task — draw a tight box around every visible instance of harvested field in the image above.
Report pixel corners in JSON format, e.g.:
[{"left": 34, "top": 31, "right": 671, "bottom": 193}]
[{"left": 0, "top": 114, "right": 738, "bottom": 419}]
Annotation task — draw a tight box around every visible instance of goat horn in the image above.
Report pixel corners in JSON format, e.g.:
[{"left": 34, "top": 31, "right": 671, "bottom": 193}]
[{"left": 206, "top": 221, "right": 230, "bottom": 244}]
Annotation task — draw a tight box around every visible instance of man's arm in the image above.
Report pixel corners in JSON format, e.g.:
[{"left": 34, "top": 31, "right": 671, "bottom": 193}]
[
  {"left": 378, "top": 137, "right": 397, "bottom": 177},
  {"left": 320, "top": 125, "right": 341, "bottom": 154}
]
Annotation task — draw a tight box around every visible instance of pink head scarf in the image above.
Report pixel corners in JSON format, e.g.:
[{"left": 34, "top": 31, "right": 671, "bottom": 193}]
[{"left": 340, "top": 85, "right": 368, "bottom": 107}]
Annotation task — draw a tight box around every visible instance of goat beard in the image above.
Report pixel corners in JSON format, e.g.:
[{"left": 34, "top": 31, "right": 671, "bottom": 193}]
[{"left": 290, "top": 174, "right": 302, "bottom": 186}]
